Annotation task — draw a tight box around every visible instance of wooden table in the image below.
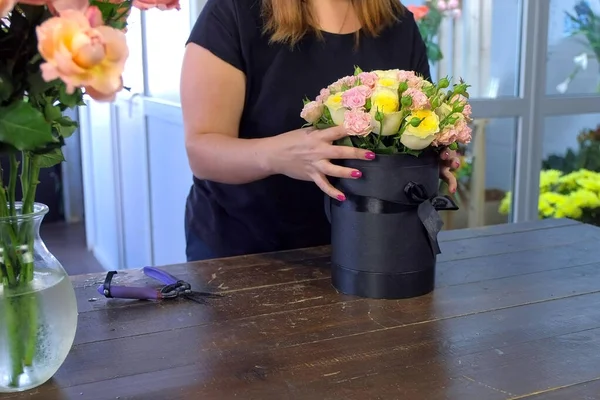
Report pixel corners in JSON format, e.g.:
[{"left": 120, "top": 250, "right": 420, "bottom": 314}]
[{"left": 3, "top": 218, "right": 600, "bottom": 400}]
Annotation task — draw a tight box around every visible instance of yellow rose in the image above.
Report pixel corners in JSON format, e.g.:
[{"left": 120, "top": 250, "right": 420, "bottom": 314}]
[
  {"left": 373, "top": 69, "right": 399, "bottom": 79},
  {"left": 435, "top": 102, "right": 453, "bottom": 120},
  {"left": 372, "top": 112, "right": 403, "bottom": 136},
  {"left": 371, "top": 88, "right": 399, "bottom": 113},
  {"left": 324, "top": 93, "right": 346, "bottom": 125},
  {"left": 376, "top": 77, "right": 400, "bottom": 90},
  {"left": 401, "top": 110, "right": 440, "bottom": 150},
  {"left": 369, "top": 88, "right": 402, "bottom": 136}
]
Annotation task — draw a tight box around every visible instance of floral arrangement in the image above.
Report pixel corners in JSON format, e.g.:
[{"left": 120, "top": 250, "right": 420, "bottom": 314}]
[
  {"left": 499, "top": 169, "right": 600, "bottom": 225},
  {"left": 406, "top": 0, "right": 462, "bottom": 64},
  {"left": 557, "top": 0, "right": 600, "bottom": 93},
  {"left": 0, "top": 0, "right": 176, "bottom": 389},
  {"left": 300, "top": 67, "right": 472, "bottom": 155}
]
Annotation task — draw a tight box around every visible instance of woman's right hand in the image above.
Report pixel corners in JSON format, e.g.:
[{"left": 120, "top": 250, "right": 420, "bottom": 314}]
[{"left": 263, "top": 126, "right": 376, "bottom": 200}]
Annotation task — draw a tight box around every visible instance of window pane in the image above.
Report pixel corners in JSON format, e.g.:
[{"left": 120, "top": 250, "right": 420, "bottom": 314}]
[
  {"left": 144, "top": 1, "right": 191, "bottom": 102},
  {"left": 538, "top": 114, "right": 600, "bottom": 226},
  {"left": 122, "top": 9, "right": 144, "bottom": 95},
  {"left": 404, "top": 0, "right": 522, "bottom": 98},
  {"left": 547, "top": 0, "right": 600, "bottom": 95},
  {"left": 441, "top": 117, "right": 517, "bottom": 230}
]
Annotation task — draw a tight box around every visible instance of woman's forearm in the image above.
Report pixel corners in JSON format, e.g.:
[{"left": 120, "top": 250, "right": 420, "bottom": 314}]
[{"left": 185, "top": 133, "right": 276, "bottom": 184}]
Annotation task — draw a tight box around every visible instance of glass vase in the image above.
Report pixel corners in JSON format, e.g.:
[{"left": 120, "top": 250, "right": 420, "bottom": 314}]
[{"left": 0, "top": 202, "right": 78, "bottom": 392}]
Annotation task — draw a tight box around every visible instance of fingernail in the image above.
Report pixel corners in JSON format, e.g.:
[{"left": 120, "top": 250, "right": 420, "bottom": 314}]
[
  {"left": 337, "top": 194, "right": 346, "bottom": 201},
  {"left": 452, "top": 161, "right": 460, "bottom": 169},
  {"left": 351, "top": 170, "right": 362, "bottom": 178},
  {"left": 365, "top": 152, "right": 376, "bottom": 160},
  {"left": 450, "top": 188, "right": 456, "bottom": 193},
  {"left": 442, "top": 151, "right": 450, "bottom": 160}
]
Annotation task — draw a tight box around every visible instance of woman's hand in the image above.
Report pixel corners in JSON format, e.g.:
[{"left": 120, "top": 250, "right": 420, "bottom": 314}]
[
  {"left": 439, "top": 147, "right": 461, "bottom": 193},
  {"left": 264, "top": 126, "right": 376, "bottom": 200}
]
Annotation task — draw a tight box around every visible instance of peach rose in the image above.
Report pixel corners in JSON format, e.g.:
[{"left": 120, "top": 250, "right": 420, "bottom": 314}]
[
  {"left": 49, "top": 0, "right": 130, "bottom": 30},
  {"left": 407, "top": 5, "right": 429, "bottom": 21},
  {"left": 133, "top": 0, "right": 179, "bottom": 11},
  {"left": 1, "top": 0, "right": 16, "bottom": 18},
  {"left": 36, "top": 9, "right": 128, "bottom": 102}
]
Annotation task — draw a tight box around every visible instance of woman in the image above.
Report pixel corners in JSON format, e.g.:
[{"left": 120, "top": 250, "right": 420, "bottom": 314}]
[{"left": 181, "top": 0, "right": 461, "bottom": 261}]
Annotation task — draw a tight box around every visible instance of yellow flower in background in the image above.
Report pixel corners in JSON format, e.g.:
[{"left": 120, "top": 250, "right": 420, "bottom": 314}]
[
  {"left": 579, "top": 178, "right": 600, "bottom": 193},
  {"left": 499, "top": 169, "right": 600, "bottom": 222},
  {"left": 539, "top": 169, "right": 562, "bottom": 191}
]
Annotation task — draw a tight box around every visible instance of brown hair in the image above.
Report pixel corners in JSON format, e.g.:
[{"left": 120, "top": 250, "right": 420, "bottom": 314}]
[{"left": 261, "top": 0, "right": 405, "bottom": 46}]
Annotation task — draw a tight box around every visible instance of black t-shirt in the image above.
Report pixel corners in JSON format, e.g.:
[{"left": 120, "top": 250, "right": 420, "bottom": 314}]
[{"left": 185, "top": 0, "right": 430, "bottom": 258}]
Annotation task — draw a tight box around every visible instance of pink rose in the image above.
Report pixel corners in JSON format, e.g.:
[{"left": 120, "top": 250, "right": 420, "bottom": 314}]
[
  {"left": 329, "top": 75, "right": 357, "bottom": 92},
  {"left": 358, "top": 72, "right": 378, "bottom": 88},
  {"left": 342, "top": 85, "right": 368, "bottom": 109},
  {"left": 404, "top": 88, "right": 429, "bottom": 110},
  {"left": 455, "top": 121, "right": 472, "bottom": 144},
  {"left": 432, "top": 126, "right": 458, "bottom": 147},
  {"left": 300, "top": 101, "right": 323, "bottom": 124},
  {"left": 343, "top": 109, "right": 373, "bottom": 136},
  {"left": 316, "top": 88, "right": 330, "bottom": 103},
  {"left": 462, "top": 103, "right": 472, "bottom": 118},
  {"left": 437, "top": 0, "right": 447, "bottom": 10},
  {"left": 133, "top": 0, "right": 179, "bottom": 10},
  {"left": 355, "top": 85, "right": 373, "bottom": 97},
  {"left": 397, "top": 70, "right": 424, "bottom": 88},
  {"left": 451, "top": 94, "right": 472, "bottom": 118}
]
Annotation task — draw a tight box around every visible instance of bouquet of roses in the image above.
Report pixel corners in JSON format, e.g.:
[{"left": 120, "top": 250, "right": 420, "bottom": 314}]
[
  {"left": 300, "top": 66, "right": 473, "bottom": 155},
  {"left": 302, "top": 67, "right": 473, "bottom": 300}
]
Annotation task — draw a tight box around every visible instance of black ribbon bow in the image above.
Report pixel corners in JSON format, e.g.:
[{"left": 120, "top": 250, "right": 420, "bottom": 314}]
[{"left": 325, "top": 181, "right": 458, "bottom": 255}]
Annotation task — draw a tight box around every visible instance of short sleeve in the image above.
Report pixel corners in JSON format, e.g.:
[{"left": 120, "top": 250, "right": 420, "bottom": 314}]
[
  {"left": 406, "top": 12, "right": 432, "bottom": 81},
  {"left": 186, "top": 0, "right": 246, "bottom": 73}
]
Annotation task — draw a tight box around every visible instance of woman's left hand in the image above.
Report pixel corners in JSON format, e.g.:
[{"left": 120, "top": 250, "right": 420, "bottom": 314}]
[{"left": 439, "top": 147, "right": 461, "bottom": 193}]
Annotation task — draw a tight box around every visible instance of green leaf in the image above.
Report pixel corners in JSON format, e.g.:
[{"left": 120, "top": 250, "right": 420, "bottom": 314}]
[
  {"left": 336, "top": 136, "right": 354, "bottom": 147},
  {"left": 58, "top": 84, "right": 85, "bottom": 108},
  {"left": 37, "top": 148, "right": 65, "bottom": 168},
  {"left": 27, "top": 72, "right": 56, "bottom": 97},
  {"left": 43, "top": 102, "right": 62, "bottom": 122},
  {"left": 53, "top": 116, "right": 78, "bottom": 138},
  {"left": 402, "top": 148, "right": 423, "bottom": 157},
  {"left": 0, "top": 101, "right": 55, "bottom": 151}
]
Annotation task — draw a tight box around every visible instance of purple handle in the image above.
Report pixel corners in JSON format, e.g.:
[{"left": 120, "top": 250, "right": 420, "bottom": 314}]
[
  {"left": 143, "top": 267, "right": 180, "bottom": 285},
  {"left": 96, "top": 284, "right": 161, "bottom": 300}
]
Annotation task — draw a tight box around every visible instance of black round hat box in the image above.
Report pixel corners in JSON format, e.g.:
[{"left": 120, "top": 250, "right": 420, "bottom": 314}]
[{"left": 326, "top": 150, "right": 457, "bottom": 300}]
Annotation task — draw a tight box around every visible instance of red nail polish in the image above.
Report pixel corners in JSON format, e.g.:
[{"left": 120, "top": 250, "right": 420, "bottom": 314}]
[
  {"left": 351, "top": 170, "right": 362, "bottom": 178},
  {"left": 452, "top": 162, "right": 460, "bottom": 169},
  {"left": 337, "top": 194, "right": 346, "bottom": 201},
  {"left": 365, "top": 152, "right": 376, "bottom": 160}
]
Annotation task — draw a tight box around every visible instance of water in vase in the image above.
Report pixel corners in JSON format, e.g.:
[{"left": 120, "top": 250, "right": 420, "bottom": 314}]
[{"left": 0, "top": 268, "right": 78, "bottom": 392}]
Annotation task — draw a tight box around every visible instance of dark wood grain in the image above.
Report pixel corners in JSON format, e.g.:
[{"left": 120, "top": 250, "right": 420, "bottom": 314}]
[{"left": 2, "top": 219, "right": 600, "bottom": 400}]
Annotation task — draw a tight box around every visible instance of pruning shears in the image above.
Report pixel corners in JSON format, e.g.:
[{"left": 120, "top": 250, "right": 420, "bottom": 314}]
[{"left": 96, "top": 267, "right": 222, "bottom": 304}]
